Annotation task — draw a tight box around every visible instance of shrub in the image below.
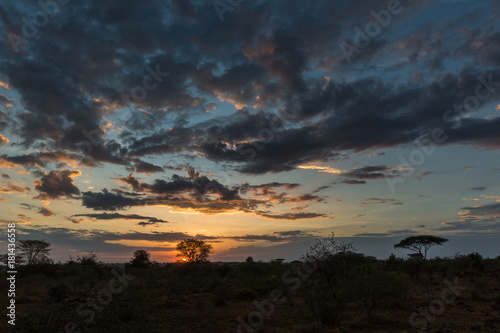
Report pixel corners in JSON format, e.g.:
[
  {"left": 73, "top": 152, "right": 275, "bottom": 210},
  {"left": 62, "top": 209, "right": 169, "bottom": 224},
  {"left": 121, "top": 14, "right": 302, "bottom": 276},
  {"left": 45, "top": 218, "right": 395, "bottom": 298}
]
[
  {"left": 75, "top": 252, "right": 100, "bottom": 265},
  {"left": 348, "top": 266, "right": 409, "bottom": 318},
  {"left": 48, "top": 282, "right": 71, "bottom": 302},
  {"left": 213, "top": 285, "right": 228, "bottom": 306},
  {"left": 130, "top": 250, "right": 151, "bottom": 268},
  {"left": 300, "top": 281, "right": 345, "bottom": 327}
]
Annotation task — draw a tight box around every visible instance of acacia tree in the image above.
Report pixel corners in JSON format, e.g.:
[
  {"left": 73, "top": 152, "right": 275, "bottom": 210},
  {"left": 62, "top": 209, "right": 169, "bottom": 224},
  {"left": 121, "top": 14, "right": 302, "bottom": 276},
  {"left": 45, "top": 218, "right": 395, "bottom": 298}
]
[
  {"left": 394, "top": 235, "right": 448, "bottom": 259},
  {"left": 176, "top": 239, "right": 213, "bottom": 263},
  {"left": 18, "top": 240, "right": 52, "bottom": 265}
]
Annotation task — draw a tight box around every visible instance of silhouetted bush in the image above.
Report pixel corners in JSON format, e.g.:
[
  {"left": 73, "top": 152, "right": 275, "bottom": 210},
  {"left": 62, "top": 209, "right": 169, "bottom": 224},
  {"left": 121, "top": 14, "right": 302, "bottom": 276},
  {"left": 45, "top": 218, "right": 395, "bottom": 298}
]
[{"left": 48, "top": 282, "right": 71, "bottom": 302}]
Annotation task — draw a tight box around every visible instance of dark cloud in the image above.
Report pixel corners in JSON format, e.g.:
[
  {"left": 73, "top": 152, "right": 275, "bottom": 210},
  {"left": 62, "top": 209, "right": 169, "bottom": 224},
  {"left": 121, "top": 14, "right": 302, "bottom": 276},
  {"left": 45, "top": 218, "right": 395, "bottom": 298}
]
[
  {"left": 312, "top": 185, "right": 331, "bottom": 193},
  {"left": 459, "top": 202, "right": 500, "bottom": 220},
  {"left": 0, "top": 1, "right": 496, "bottom": 176},
  {"left": 361, "top": 198, "right": 403, "bottom": 205},
  {"left": 255, "top": 212, "right": 327, "bottom": 220},
  {"left": 352, "top": 229, "right": 417, "bottom": 237},
  {"left": 33, "top": 170, "right": 81, "bottom": 199},
  {"left": 341, "top": 179, "right": 367, "bottom": 185},
  {"left": 341, "top": 165, "right": 406, "bottom": 180},
  {"left": 227, "top": 230, "right": 314, "bottom": 243},
  {"left": 71, "top": 212, "right": 168, "bottom": 226},
  {"left": 20, "top": 203, "right": 36, "bottom": 210},
  {"left": 37, "top": 207, "right": 55, "bottom": 217},
  {"left": 471, "top": 186, "right": 487, "bottom": 191},
  {"left": 17, "top": 214, "right": 33, "bottom": 222},
  {"left": 0, "top": 152, "right": 85, "bottom": 169},
  {"left": 117, "top": 174, "right": 241, "bottom": 201},
  {"left": 437, "top": 219, "right": 500, "bottom": 234},
  {"left": 132, "top": 159, "right": 164, "bottom": 174},
  {"left": 81, "top": 189, "right": 142, "bottom": 211},
  {"left": 83, "top": 173, "right": 326, "bottom": 220}
]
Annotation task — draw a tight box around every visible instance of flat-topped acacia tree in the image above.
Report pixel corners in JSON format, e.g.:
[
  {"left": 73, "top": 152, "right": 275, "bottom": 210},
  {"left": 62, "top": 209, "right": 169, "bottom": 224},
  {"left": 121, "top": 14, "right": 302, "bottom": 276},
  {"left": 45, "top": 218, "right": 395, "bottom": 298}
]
[{"left": 394, "top": 235, "right": 448, "bottom": 259}]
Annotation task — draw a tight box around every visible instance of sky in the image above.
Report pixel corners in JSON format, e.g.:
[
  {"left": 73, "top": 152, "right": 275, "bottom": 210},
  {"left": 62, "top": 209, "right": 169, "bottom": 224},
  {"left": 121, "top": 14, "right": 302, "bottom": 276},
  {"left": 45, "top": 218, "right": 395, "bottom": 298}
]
[{"left": 0, "top": 0, "right": 499, "bottom": 263}]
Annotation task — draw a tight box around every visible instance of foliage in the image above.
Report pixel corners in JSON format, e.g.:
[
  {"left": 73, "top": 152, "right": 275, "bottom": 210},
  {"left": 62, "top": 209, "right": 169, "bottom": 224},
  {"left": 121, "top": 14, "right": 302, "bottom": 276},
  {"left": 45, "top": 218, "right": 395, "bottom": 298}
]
[
  {"left": 48, "top": 282, "right": 71, "bottom": 302},
  {"left": 302, "top": 233, "right": 358, "bottom": 299},
  {"left": 74, "top": 251, "right": 100, "bottom": 265},
  {"left": 130, "top": 250, "right": 151, "bottom": 267},
  {"left": 176, "top": 238, "right": 213, "bottom": 263},
  {"left": 18, "top": 239, "right": 52, "bottom": 265},
  {"left": 5, "top": 245, "right": 500, "bottom": 332},
  {"left": 300, "top": 281, "right": 345, "bottom": 327}
]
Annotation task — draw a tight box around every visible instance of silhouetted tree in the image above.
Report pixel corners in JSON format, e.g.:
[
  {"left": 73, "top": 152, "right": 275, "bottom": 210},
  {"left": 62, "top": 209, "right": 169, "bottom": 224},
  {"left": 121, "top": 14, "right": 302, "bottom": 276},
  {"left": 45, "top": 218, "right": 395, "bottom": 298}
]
[
  {"left": 394, "top": 235, "right": 448, "bottom": 259},
  {"left": 18, "top": 240, "right": 51, "bottom": 265},
  {"left": 302, "top": 232, "right": 357, "bottom": 299},
  {"left": 131, "top": 250, "right": 151, "bottom": 267},
  {"left": 176, "top": 239, "right": 213, "bottom": 263}
]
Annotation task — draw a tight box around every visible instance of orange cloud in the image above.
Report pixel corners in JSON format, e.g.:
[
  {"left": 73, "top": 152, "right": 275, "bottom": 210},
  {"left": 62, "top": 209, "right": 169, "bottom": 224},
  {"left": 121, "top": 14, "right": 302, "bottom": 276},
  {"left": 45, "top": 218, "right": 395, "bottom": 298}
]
[
  {"left": 0, "top": 134, "right": 8, "bottom": 146},
  {"left": 0, "top": 182, "right": 30, "bottom": 193}
]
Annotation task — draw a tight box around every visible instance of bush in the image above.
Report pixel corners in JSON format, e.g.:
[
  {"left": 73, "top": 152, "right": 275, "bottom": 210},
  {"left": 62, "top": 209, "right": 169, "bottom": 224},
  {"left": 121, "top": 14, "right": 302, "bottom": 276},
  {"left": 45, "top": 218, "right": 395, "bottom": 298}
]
[
  {"left": 48, "top": 282, "right": 71, "bottom": 302},
  {"left": 130, "top": 250, "right": 151, "bottom": 268},
  {"left": 300, "top": 281, "right": 345, "bottom": 327},
  {"left": 232, "top": 288, "right": 258, "bottom": 301},
  {"left": 348, "top": 266, "right": 409, "bottom": 318},
  {"left": 75, "top": 252, "right": 100, "bottom": 265},
  {"left": 213, "top": 285, "right": 228, "bottom": 306}
]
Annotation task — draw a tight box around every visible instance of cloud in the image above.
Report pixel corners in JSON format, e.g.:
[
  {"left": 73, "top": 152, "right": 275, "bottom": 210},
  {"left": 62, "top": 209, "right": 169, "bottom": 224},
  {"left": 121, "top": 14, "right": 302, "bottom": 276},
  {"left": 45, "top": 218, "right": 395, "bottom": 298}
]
[
  {"left": 132, "top": 159, "right": 164, "bottom": 174},
  {"left": 459, "top": 202, "right": 500, "bottom": 220},
  {"left": 81, "top": 189, "right": 142, "bottom": 211},
  {"left": 255, "top": 212, "right": 327, "bottom": 220},
  {"left": 82, "top": 173, "right": 326, "bottom": 220},
  {"left": 0, "top": 152, "right": 84, "bottom": 170},
  {"left": 71, "top": 212, "right": 168, "bottom": 226},
  {"left": 341, "top": 179, "right": 367, "bottom": 185},
  {"left": 341, "top": 165, "right": 406, "bottom": 180},
  {"left": 471, "top": 186, "right": 487, "bottom": 191},
  {"left": 0, "top": 182, "right": 30, "bottom": 193},
  {"left": 227, "top": 230, "right": 314, "bottom": 243},
  {"left": 352, "top": 229, "right": 418, "bottom": 237},
  {"left": 37, "top": 207, "right": 55, "bottom": 217},
  {"left": 33, "top": 170, "right": 81, "bottom": 199},
  {"left": 362, "top": 198, "right": 403, "bottom": 205},
  {"left": 312, "top": 185, "right": 331, "bottom": 193},
  {"left": 0, "top": 134, "right": 8, "bottom": 146},
  {"left": 0, "top": 0, "right": 496, "bottom": 177},
  {"left": 17, "top": 214, "right": 33, "bottom": 222},
  {"left": 437, "top": 219, "right": 500, "bottom": 234}
]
